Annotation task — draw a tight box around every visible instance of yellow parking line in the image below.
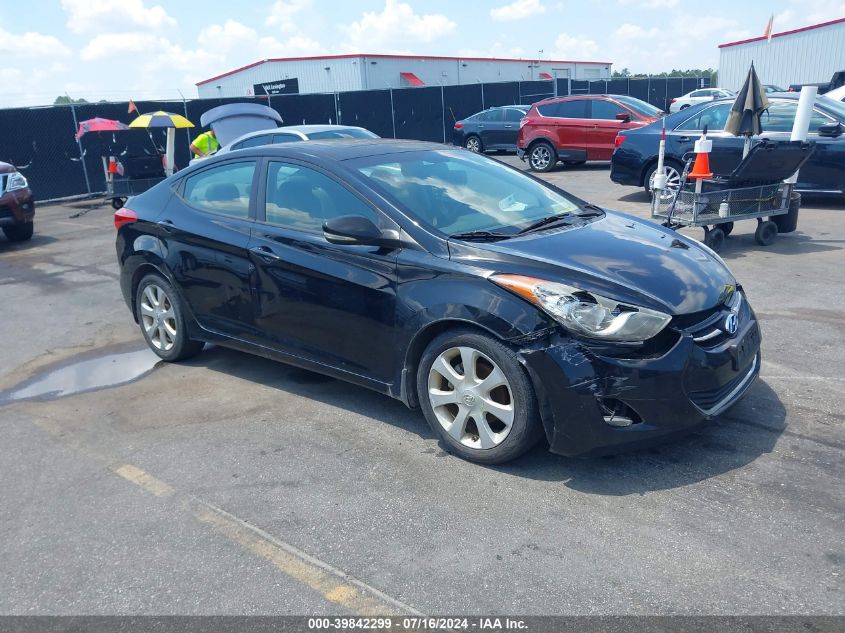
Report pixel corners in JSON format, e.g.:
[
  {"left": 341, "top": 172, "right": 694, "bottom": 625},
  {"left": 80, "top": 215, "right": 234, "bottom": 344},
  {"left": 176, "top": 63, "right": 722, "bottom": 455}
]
[
  {"left": 109, "top": 462, "right": 419, "bottom": 615},
  {"left": 111, "top": 464, "right": 174, "bottom": 498}
]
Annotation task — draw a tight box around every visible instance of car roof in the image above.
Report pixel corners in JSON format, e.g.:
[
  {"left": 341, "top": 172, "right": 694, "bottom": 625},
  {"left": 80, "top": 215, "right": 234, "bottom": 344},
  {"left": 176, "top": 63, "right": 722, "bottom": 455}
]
[{"left": 218, "top": 138, "right": 449, "bottom": 163}]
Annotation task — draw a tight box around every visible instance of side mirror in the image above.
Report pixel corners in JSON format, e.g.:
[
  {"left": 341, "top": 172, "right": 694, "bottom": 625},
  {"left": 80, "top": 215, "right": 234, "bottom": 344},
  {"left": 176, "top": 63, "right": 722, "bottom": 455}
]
[
  {"left": 323, "top": 215, "right": 399, "bottom": 248},
  {"left": 817, "top": 122, "right": 843, "bottom": 138},
  {"left": 615, "top": 112, "right": 631, "bottom": 123}
]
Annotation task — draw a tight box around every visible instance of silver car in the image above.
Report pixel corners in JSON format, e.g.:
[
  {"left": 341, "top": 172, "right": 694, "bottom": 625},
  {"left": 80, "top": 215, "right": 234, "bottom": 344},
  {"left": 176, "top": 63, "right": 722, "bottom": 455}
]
[
  {"left": 219, "top": 125, "right": 379, "bottom": 154},
  {"left": 669, "top": 88, "right": 735, "bottom": 113}
]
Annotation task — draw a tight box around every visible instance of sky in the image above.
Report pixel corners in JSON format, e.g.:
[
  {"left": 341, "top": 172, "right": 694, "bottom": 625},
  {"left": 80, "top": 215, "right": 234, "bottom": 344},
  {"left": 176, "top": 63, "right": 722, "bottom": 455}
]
[{"left": 1, "top": 0, "right": 843, "bottom": 107}]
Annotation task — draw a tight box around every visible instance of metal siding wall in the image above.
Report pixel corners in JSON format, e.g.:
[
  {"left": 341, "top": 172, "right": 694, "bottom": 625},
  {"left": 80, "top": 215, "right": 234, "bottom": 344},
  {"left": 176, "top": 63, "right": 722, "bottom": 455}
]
[
  {"left": 199, "top": 57, "right": 610, "bottom": 96},
  {"left": 719, "top": 22, "right": 845, "bottom": 90}
]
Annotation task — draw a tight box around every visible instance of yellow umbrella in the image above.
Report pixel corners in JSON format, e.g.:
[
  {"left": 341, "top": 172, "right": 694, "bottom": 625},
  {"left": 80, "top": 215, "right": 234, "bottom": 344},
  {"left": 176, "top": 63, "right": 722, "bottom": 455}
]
[
  {"left": 128, "top": 111, "right": 194, "bottom": 129},
  {"left": 129, "top": 111, "right": 194, "bottom": 176}
]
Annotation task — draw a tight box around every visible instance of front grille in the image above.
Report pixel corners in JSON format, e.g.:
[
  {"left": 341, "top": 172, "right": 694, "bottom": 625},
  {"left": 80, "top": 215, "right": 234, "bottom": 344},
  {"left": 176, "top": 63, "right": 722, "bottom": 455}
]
[
  {"left": 689, "top": 354, "right": 758, "bottom": 413},
  {"left": 674, "top": 290, "right": 748, "bottom": 348}
]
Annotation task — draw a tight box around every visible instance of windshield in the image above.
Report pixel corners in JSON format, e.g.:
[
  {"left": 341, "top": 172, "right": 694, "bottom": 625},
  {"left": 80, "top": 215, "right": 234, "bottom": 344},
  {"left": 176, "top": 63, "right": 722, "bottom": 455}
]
[
  {"left": 615, "top": 95, "right": 663, "bottom": 118},
  {"left": 352, "top": 150, "right": 584, "bottom": 237},
  {"left": 307, "top": 128, "right": 378, "bottom": 140}
]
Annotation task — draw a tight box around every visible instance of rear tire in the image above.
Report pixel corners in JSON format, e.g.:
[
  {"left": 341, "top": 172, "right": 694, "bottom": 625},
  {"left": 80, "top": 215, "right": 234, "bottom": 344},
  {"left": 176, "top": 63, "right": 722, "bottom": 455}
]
[
  {"left": 416, "top": 329, "right": 543, "bottom": 464},
  {"left": 754, "top": 220, "right": 778, "bottom": 246},
  {"left": 527, "top": 141, "right": 557, "bottom": 173},
  {"left": 704, "top": 226, "right": 725, "bottom": 252},
  {"left": 464, "top": 135, "right": 483, "bottom": 153},
  {"left": 2, "top": 222, "right": 33, "bottom": 242},
  {"left": 135, "top": 274, "right": 204, "bottom": 362},
  {"left": 644, "top": 160, "right": 683, "bottom": 195}
]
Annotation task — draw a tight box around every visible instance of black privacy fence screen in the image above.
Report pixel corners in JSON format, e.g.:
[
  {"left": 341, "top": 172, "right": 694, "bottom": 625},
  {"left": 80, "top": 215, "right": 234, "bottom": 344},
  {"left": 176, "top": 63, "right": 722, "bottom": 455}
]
[{"left": 0, "top": 76, "right": 709, "bottom": 202}]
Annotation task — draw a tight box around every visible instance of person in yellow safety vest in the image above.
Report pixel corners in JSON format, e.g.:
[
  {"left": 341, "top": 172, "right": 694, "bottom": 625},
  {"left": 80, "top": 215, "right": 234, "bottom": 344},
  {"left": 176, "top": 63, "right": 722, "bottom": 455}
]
[{"left": 189, "top": 129, "right": 219, "bottom": 158}]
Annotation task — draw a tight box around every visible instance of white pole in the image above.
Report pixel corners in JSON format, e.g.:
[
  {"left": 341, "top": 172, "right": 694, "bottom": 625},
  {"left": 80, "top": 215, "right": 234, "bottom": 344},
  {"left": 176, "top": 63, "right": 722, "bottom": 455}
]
[
  {"left": 785, "top": 85, "right": 817, "bottom": 184},
  {"left": 653, "top": 119, "right": 667, "bottom": 191},
  {"left": 165, "top": 127, "right": 175, "bottom": 177}
]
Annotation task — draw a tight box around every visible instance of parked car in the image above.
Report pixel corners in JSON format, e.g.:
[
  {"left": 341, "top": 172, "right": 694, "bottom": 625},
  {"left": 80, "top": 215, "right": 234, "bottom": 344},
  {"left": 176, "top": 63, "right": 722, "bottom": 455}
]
[
  {"left": 611, "top": 93, "right": 845, "bottom": 194},
  {"left": 669, "top": 88, "right": 734, "bottom": 113},
  {"left": 763, "top": 84, "right": 786, "bottom": 93},
  {"left": 517, "top": 94, "right": 662, "bottom": 172},
  {"left": 219, "top": 125, "right": 378, "bottom": 154},
  {"left": 0, "top": 162, "right": 34, "bottom": 242},
  {"left": 452, "top": 105, "right": 529, "bottom": 153},
  {"left": 822, "top": 85, "right": 845, "bottom": 102},
  {"left": 115, "top": 138, "right": 760, "bottom": 464}
]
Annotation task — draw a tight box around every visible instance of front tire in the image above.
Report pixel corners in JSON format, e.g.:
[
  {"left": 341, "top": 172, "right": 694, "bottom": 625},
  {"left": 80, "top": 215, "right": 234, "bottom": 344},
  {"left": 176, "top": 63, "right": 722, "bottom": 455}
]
[
  {"left": 3, "top": 222, "right": 33, "bottom": 242},
  {"left": 135, "top": 274, "right": 204, "bottom": 362},
  {"left": 416, "top": 329, "right": 543, "bottom": 464}
]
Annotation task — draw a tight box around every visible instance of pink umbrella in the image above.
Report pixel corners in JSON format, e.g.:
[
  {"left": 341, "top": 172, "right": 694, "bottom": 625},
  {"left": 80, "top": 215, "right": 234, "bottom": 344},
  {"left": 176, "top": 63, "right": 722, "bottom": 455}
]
[{"left": 76, "top": 117, "right": 129, "bottom": 139}]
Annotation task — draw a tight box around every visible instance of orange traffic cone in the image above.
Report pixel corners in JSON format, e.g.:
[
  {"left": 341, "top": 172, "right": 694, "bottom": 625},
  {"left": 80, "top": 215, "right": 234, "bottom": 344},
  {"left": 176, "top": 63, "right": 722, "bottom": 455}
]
[
  {"left": 688, "top": 151, "right": 712, "bottom": 180},
  {"left": 687, "top": 132, "right": 713, "bottom": 180}
]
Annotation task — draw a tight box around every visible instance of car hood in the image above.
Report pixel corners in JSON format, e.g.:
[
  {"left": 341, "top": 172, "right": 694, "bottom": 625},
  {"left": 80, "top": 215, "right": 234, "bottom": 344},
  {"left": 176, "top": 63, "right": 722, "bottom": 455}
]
[{"left": 451, "top": 211, "right": 736, "bottom": 315}]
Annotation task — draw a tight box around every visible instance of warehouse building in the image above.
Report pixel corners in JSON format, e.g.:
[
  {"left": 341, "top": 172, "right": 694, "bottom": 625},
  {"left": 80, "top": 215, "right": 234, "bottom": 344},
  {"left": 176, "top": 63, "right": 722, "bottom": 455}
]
[
  {"left": 719, "top": 18, "right": 845, "bottom": 90},
  {"left": 196, "top": 53, "right": 612, "bottom": 98}
]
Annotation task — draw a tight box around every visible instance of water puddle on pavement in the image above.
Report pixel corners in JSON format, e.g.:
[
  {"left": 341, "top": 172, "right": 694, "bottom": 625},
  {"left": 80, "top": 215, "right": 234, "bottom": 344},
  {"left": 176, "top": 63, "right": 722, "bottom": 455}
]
[{"left": 0, "top": 347, "right": 162, "bottom": 405}]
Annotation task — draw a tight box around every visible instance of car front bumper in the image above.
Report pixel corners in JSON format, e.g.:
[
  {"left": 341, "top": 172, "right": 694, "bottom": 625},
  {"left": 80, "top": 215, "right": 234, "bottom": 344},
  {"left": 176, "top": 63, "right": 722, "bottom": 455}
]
[
  {"left": 0, "top": 188, "right": 35, "bottom": 227},
  {"left": 519, "top": 305, "right": 761, "bottom": 457}
]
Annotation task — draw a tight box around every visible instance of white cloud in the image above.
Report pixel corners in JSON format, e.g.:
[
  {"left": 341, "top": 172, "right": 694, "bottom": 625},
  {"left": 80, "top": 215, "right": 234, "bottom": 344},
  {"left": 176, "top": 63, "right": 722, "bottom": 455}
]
[
  {"left": 61, "top": 0, "right": 175, "bottom": 34},
  {"left": 775, "top": 0, "right": 845, "bottom": 31},
  {"left": 490, "top": 0, "right": 546, "bottom": 22},
  {"left": 614, "top": 23, "right": 659, "bottom": 39},
  {"left": 618, "top": 0, "right": 679, "bottom": 7},
  {"left": 342, "top": 0, "right": 456, "bottom": 51},
  {"left": 266, "top": 0, "right": 312, "bottom": 32},
  {"left": 0, "top": 27, "right": 72, "bottom": 58},
  {"left": 551, "top": 32, "right": 599, "bottom": 59}
]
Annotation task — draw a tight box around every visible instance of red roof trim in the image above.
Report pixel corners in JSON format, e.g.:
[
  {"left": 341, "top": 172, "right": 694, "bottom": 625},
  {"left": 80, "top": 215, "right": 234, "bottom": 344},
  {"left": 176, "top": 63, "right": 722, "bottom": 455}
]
[
  {"left": 196, "top": 53, "right": 612, "bottom": 86},
  {"left": 400, "top": 71, "right": 425, "bottom": 86},
  {"left": 719, "top": 16, "right": 845, "bottom": 48}
]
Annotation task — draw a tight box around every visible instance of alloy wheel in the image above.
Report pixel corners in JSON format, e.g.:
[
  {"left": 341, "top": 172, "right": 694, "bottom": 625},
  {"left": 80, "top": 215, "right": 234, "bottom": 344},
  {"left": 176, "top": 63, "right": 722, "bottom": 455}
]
[
  {"left": 465, "top": 137, "right": 481, "bottom": 152},
  {"left": 650, "top": 165, "right": 682, "bottom": 198},
  {"left": 530, "top": 145, "right": 552, "bottom": 170},
  {"left": 140, "top": 283, "right": 178, "bottom": 352},
  {"left": 427, "top": 346, "right": 515, "bottom": 450}
]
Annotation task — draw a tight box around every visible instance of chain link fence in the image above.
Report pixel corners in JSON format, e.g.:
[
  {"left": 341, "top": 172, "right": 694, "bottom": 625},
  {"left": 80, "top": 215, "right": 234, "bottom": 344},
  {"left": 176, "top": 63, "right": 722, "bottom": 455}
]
[{"left": 0, "top": 76, "right": 709, "bottom": 202}]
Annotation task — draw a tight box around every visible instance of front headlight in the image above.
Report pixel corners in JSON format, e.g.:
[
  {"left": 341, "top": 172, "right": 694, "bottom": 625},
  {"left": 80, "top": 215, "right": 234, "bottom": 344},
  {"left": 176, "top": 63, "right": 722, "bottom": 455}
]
[
  {"left": 491, "top": 274, "right": 672, "bottom": 342},
  {"left": 6, "top": 172, "right": 28, "bottom": 192}
]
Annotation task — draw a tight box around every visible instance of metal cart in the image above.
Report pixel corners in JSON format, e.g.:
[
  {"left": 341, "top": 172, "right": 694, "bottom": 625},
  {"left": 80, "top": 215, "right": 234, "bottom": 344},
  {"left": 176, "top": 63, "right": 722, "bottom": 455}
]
[
  {"left": 651, "top": 181, "right": 793, "bottom": 252},
  {"left": 107, "top": 176, "right": 166, "bottom": 210},
  {"left": 651, "top": 139, "right": 814, "bottom": 252}
]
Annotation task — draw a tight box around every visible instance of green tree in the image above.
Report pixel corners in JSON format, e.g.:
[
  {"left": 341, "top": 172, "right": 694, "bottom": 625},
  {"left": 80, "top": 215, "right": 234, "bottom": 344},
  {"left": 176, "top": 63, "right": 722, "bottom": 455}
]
[{"left": 53, "top": 95, "right": 89, "bottom": 105}]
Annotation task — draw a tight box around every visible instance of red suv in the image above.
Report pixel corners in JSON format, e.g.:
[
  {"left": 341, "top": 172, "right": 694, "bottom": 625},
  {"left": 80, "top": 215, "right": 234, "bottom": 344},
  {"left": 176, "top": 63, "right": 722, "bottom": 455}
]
[
  {"left": 0, "top": 162, "right": 34, "bottom": 242},
  {"left": 517, "top": 94, "right": 662, "bottom": 172}
]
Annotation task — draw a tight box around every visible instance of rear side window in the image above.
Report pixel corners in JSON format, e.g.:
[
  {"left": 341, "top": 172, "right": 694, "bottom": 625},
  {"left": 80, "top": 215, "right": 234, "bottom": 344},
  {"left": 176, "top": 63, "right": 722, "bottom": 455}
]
[
  {"left": 538, "top": 100, "right": 588, "bottom": 119},
  {"left": 183, "top": 161, "right": 256, "bottom": 218},
  {"left": 233, "top": 135, "right": 272, "bottom": 150},
  {"left": 504, "top": 108, "right": 526, "bottom": 122},
  {"left": 675, "top": 103, "right": 731, "bottom": 131},
  {"left": 271, "top": 133, "right": 300, "bottom": 143},
  {"left": 479, "top": 109, "right": 504, "bottom": 123}
]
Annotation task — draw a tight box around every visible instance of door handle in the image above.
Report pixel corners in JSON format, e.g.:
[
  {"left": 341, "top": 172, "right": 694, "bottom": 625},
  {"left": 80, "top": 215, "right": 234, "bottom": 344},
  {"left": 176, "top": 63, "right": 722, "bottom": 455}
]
[
  {"left": 504, "top": 124, "right": 513, "bottom": 128},
  {"left": 678, "top": 136, "right": 691, "bottom": 142},
  {"left": 250, "top": 245, "right": 283, "bottom": 262}
]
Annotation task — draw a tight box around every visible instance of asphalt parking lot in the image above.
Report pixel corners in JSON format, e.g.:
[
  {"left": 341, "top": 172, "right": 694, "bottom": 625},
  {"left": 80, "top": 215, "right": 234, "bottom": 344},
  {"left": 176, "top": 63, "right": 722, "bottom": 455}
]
[{"left": 1, "top": 159, "right": 843, "bottom": 616}]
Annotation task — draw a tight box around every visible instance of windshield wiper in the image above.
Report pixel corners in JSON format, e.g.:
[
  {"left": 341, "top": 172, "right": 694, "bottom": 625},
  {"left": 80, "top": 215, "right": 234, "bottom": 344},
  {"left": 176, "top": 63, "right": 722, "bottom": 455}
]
[
  {"left": 449, "top": 230, "right": 513, "bottom": 242},
  {"left": 516, "top": 213, "right": 575, "bottom": 235},
  {"left": 576, "top": 203, "right": 605, "bottom": 217}
]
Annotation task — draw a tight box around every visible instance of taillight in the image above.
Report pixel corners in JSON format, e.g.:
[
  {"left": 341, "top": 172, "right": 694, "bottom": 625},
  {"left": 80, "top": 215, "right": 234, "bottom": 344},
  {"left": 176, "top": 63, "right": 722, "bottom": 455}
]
[
  {"left": 614, "top": 135, "right": 626, "bottom": 148},
  {"left": 670, "top": 98, "right": 677, "bottom": 103},
  {"left": 114, "top": 207, "right": 138, "bottom": 230},
  {"left": 454, "top": 122, "right": 464, "bottom": 129},
  {"left": 520, "top": 117, "right": 528, "bottom": 128}
]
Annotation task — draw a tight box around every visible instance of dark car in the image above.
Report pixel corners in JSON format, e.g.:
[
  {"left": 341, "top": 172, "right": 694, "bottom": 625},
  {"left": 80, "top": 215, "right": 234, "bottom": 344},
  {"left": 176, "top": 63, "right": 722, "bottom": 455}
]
[
  {"left": 611, "top": 93, "right": 845, "bottom": 193},
  {"left": 452, "top": 105, "right": 528, "bottom": 153},
  {"left": 0, "top": 162, "right": 35, "bottom": 242},
  {"left": 516, "top": 95, "right": 662, "bottom": 172},
  {"left": 115, "top": 139, "right": 760, "bottom": 464}
]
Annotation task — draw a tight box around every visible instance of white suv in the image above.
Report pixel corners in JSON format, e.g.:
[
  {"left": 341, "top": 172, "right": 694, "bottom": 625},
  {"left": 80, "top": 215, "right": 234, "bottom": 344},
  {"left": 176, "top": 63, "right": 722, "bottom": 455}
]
[{"left": 669, "top": 88, "right": 734, "bottom": 113}]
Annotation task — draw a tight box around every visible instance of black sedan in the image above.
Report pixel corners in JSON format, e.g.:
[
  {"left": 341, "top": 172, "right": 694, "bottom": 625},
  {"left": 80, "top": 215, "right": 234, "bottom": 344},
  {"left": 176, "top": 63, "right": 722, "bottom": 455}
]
[
  {"left": 611, "top": 93, "right": 845, "bottom": 194},
  {"left": 452, "top": 105, "right": 528, "bottom": 153},
  {"left": 115, "top": 139, "right": 760, "bottom": 464}
]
